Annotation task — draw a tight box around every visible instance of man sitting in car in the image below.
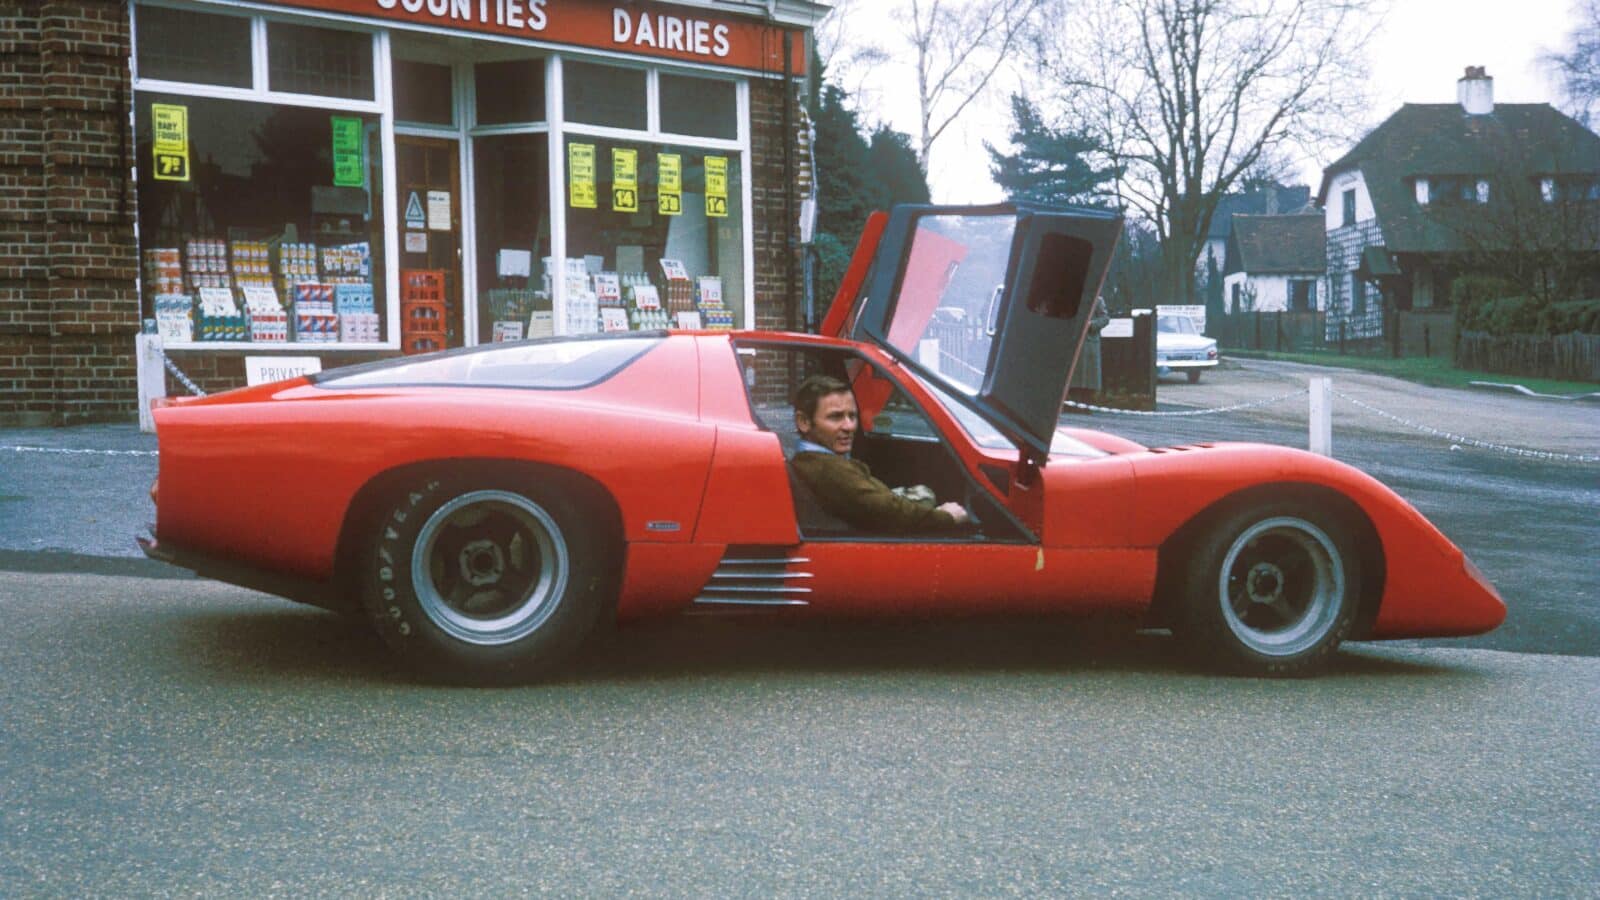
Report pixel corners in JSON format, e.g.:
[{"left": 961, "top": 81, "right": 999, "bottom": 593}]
[{"left": 790, "top": 374, "right": 970, "bottom": 533}]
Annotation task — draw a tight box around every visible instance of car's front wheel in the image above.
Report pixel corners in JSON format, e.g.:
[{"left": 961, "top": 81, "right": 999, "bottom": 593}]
[
  {"left": 364, "top": 477, "right": 611, "bottom": 681},
  {"left": 1177, "top": 501, "right": 1360, "bottom": 676}
]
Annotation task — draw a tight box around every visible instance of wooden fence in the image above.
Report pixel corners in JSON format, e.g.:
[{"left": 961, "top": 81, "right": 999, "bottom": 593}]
[
  {"left": 1456, "top": 331, "right": 1600, "bottom": 383},
  {"left": 1213, "top": 310, "right": 1458, "bottom": 360}
]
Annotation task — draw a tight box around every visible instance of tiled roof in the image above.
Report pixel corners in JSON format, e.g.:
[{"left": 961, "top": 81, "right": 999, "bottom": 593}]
[
  {"left": 1317, "top": 103, "right": 1600, "bottom": 253},
  {"left": 1206, "top": 185, "right": 1313, "bottom": 239},
  {"left": 1224, "top": 213, "right": 1327, "bottom": 274}
]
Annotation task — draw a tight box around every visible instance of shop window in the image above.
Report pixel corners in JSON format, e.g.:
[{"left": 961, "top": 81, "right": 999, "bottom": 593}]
[
  {"left": 267, "top": 22, "right": 374, "bottom": 100},
  {"left": 476, "top": 59, "right": 546, "bottom": 126},
  {"left": 135, "top": 93, "right": 386, "bottom": 346},
  {"left": 474, "top": 134, "right": 552, "bottom": 344},
  {"left": 134, "top": 5, "right": 252, "bottom": 88},
  {"left": 660, "top": 74, "right": 737, "bottom": 139},
  {"left": 562, "top": 138, "right": 744, "bottom": 333},
  {"left": 394, "top": 60, "right": 453, "bottom": 126},
  {"left": 562, "top": 62, "right": 646, "bottom": 130}
]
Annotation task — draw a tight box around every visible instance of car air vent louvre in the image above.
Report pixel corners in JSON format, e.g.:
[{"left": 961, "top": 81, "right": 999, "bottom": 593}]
[{"left": 692, "top": 546, "right": 813, "bottom": 607}]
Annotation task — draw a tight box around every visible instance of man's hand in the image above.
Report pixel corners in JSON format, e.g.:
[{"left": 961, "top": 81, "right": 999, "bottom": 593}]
[{"left": 937, "top": 501, "right": 969, "bottom": 525}]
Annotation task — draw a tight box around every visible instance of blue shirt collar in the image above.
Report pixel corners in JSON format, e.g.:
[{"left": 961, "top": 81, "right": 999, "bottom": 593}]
[{"left": 795, "top": 438, "right": 843, "bottom": 457}]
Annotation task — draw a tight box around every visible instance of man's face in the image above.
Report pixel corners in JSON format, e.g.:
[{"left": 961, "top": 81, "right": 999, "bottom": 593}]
[{"left": 798, "top": 391, "right": 858, "bottom": 455}]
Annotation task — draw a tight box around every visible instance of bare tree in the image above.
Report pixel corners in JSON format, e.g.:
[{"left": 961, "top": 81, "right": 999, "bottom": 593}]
[
  {"left": 1028, "top": 0, "right": 1378, "bottom": 305},
  {"left": 904, "top": 0, "right": 1043, "bottom": 167},
  {"left": 821, "top": 0, "right": 1042, "bottom": 172},
  {"left": 1543, "top": 0, "right": 1600, "bottom": 128},
  {"left": 814, "top": 0, "right": 892, "bottom": 104}
]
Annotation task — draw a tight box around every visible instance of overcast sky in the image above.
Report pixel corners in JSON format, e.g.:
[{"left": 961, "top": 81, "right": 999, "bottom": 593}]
[{"left": 831, "top": 0, "right": 1584, "bottom": 203}]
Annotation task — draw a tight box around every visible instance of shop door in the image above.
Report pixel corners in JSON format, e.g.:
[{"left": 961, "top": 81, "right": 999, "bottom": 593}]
[{"left": 396, "top": 135, "right": 463, "bottom": 348}]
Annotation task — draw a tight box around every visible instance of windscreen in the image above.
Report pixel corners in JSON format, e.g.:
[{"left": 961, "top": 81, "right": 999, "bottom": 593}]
[{"left": 883, "top": 214, "right": 1017, "bottom": 394}]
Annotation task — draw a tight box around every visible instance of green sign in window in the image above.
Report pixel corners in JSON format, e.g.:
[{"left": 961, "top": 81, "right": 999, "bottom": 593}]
[{"left": 331, "top": 116, "right": 364, "bottom": 187}]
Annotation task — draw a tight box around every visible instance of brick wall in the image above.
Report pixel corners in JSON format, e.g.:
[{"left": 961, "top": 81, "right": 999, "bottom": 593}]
[
  {"left": 0, "top": 0, "right": 139, "bottom": 425},
  {"left": 748, "top": 78, "right": 804, "bottom": 335}
]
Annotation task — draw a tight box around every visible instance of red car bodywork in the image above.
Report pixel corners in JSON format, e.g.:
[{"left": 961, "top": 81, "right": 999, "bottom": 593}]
[
  {"left": 150, "top": 329, "right": 1504, "bottom": 640},
  {"left": 146, "top": 204, "right": 1503, "bottom": 647}
]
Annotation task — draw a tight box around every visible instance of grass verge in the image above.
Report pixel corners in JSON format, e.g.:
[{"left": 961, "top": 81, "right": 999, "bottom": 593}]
[{"left": 1225, "top": 349, "right": 1598, "bottom": 396}]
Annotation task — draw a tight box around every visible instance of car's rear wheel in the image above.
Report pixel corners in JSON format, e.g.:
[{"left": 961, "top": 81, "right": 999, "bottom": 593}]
[
  {"left": 1177, "top": 501, "right": 1360, "bottom": 676},
  {"left": 364, "top": 477, "right": 611, "bottom": 681},
  {"left": 1186, "top": 369, "right": 1202, "bottom": 384}
]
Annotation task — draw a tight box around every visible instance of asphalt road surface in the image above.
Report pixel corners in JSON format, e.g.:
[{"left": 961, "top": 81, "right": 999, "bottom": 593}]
[
  {"left": 1, "top": 360, "right": 1596, "bottom": 894},
  {"left": 1, "top": 571, "right": 1597, "bottom": 896}
]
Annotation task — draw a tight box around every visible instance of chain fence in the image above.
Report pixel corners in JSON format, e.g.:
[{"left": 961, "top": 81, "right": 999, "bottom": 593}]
[
  {"left": 1, "top": 445, "right": 158, "bottom": 458},
  {"left": 1063, "top": 389, "right": 1308, "bottom": 418},
  {"left": 1330, "top": 389, "right": 1600, "bottom": 464},
  {"left": 160, "top": 349, "right": 208, "bottom": 397}
]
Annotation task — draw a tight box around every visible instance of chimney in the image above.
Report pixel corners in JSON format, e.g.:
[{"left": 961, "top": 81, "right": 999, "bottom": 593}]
[{"left": 1458, "top": 66, "right": 1494, "bottom": 115}]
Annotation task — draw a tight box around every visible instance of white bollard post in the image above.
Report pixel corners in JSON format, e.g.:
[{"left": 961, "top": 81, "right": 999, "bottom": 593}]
[
  {"left": 1309, "top": 376, "right": 1332, "bottom": 456},
  {"left": 136, "top": 333, "right": 166, "bottom": 434}
]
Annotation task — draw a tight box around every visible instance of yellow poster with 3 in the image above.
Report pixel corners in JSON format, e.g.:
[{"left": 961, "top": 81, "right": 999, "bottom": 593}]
[
  {"left": 151, "top": 103, "right": 189, "bottom": 182},
  {"left": 612, "top": 148, "right": 638, "bottom": 213},
  {"left": 657, "top": 153, "right": 682, "bottom": 216},
  {"left": 568, "top": 142, "right": 597, "bottom": 209}
]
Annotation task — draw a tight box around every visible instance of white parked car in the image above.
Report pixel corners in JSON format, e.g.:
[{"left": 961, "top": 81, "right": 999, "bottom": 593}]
[{"left": 1156, "top": 313, "right": 1219, "bottom": 383}]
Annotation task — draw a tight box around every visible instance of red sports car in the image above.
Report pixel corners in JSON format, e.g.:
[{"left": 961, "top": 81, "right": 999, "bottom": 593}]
[{"left": 140, "top": 205, "right": 1504, "bottom": 679}]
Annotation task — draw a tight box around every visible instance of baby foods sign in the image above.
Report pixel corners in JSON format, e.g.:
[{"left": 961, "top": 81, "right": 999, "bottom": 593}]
[{"left": 266, "top": 0, "right": 807, "bottom": 75}]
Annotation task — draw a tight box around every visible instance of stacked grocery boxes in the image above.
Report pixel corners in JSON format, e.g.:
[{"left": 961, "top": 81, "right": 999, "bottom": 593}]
[
  {"left": 143, "top": 248, "right": 193, "bottom": 342},
  {"left": 293, "top": 283, "right": 338, "bottom": 343},
  {"left": 336, "top": 283, "right": 379, "bottom": 343},
  {"left": 696, "top": 276, "right": 733, "bottom": 329}
]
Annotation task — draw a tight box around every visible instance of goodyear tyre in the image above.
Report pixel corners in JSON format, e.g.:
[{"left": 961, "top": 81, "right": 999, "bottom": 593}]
[{"left": 365, "top": 477, "right": 611, "bottom": 681}]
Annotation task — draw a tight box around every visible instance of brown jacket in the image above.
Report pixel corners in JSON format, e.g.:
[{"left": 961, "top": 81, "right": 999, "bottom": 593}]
[{"left": 790, "top": 451, "right": 957, "bottom": 533}]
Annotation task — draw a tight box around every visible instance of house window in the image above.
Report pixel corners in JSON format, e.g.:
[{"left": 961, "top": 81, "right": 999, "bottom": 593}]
[
  {"left": 1288, "top": 279, "right": 1316, "bottom": 312},
  {"left": 1429, "top": 176, "right": 1487, "bottom": 205},
  {"left": 1539, "top": 176, "right": 1600, "bottom": 202},
  {"left": 1414, "top": 178, "right": 1430, "bottom": 205},
  {"left": 1230, "top": 282, "right": 1242, "bottom": 312},
  {"left": 1351, "top": 277, "right": 1367, "bottom": 314},
  {"left": 1341, "top": 188, "right": 1356, "bottom": 227}
]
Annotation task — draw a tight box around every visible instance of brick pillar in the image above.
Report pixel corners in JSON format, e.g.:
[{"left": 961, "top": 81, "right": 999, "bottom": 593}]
[
  {"left": 0, "top": 0, "right": 138, "bottom": 425},
  {"left": 749, "top": 77, "right": 804, "bottom": 336}
]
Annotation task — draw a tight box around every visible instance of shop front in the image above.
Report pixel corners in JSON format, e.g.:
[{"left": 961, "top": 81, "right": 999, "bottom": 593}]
[{"left": 127, "top": 0, "right": 820, "bottom": 393}]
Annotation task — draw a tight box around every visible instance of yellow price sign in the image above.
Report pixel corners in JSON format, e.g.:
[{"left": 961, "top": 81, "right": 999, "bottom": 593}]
[
  {"left": 657, "top": 153, "right": 682, "bottom": 216},
  {"left": 704, "top": 155, "right": 728, "bottom": 218},
  {"left": 612, "top": 148, "right": 638, "bottom": 213},
  {"left": 151, "top": 103, "right": 190, "bottom": 183},
  {"left": 568, "top": 142, "right": 597, "bottom": 209}
]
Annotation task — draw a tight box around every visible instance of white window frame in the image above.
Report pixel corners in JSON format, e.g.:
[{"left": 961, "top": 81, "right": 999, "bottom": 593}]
[
  {"left": 134, "top": 0, "right": 766, "bottom": 351},
  {"left": 131, "top": 0, "right": 398, "bottom": 352}
]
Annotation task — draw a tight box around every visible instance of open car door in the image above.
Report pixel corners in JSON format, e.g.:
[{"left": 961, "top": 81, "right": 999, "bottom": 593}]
[{"left": 843, "top": 204, "right": 1122, "bottom": 462}]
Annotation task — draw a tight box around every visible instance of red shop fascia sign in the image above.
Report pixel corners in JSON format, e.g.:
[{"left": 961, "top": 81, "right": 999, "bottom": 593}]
[{"left": 264, "top": 0, "right": 808, "bottom": 75}]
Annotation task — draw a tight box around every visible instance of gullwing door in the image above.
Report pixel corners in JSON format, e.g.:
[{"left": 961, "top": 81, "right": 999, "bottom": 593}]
[{"left": 848, "top": 204, "right": 1122, "bottom": 461}]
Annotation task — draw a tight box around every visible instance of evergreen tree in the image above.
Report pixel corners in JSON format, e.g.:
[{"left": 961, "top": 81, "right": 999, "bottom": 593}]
[
  {"left": 985, "top": 94, "right": 1118, "bottom": 207},
  {"left": 807, "top": 64, "right": 931, "bottom": 314},
  {"left": 866, "top": 127, "right": 931, "bottom": 207}
]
